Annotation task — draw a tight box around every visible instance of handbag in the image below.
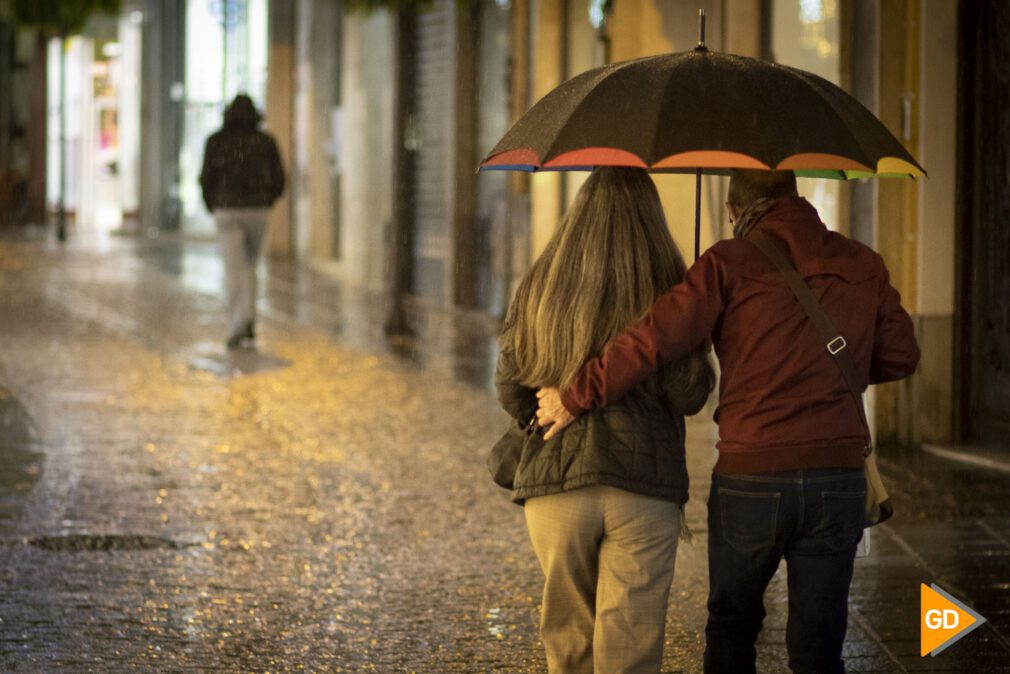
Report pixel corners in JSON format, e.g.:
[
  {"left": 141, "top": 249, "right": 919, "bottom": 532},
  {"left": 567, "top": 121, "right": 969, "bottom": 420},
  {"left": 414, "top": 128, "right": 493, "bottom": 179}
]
[
  {"left": 487, "top": 416, "right": 541, "bottom": 490},
  {"left": 748, "top": 232, "right": 895, "bottom": 527}
]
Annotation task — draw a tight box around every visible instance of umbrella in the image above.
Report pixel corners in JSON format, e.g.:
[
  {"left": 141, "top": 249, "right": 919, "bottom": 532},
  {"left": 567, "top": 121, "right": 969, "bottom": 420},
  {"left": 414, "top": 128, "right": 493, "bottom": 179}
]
[{"left": 479, "top": 15, "right": 924, "bottom": 260}]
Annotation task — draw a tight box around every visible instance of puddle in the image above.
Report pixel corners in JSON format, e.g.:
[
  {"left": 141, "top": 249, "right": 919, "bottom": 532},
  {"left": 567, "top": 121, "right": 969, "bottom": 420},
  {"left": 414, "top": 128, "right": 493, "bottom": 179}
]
[
  {"left": 0, "top": 386, "right": 35, "bottom": 445},
  {"left": 0, "top": 444, "right": 43, "bottom": 495},
  {"left": 0, "top": 387, "right": 44, "bottom": 510},
  {"left": 183, "top": 341, "right": 292, "bottom": 377},
  {"left": 27, "top": 534, "right": 185, "bottom": 552}
]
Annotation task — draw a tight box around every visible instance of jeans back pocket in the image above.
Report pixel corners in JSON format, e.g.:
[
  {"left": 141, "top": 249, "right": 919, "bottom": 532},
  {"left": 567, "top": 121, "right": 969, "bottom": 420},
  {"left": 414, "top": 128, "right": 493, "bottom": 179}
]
[
  {"left": 815, "top": 490, "right": 866, "bottom": 553},
  {"left": 717, "top": 488, "right": 780, "bottom": 556}
]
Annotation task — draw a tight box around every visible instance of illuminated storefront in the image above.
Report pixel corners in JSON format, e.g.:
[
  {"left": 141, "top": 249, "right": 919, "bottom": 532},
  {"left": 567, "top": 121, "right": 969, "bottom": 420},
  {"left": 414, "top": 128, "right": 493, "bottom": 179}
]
[
  {"left": 180, "top": 0, "right": 269, "bottom": 235},
  {"left": 45, "top": 11, "right": 142, "bottom": 236},
  {"left": 768, "top": 0, "right": 842, "bottom": 232}
]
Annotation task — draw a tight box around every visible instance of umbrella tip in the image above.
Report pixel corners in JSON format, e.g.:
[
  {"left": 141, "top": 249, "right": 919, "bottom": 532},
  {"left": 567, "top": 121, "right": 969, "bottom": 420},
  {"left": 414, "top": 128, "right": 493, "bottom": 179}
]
[{"left": 697, "top": 8, "right": 706, "bottom": 49}]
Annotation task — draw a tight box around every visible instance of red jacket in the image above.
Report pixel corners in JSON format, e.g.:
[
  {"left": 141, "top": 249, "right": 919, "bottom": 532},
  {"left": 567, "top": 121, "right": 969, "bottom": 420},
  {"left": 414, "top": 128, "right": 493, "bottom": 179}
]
[{"left": 561, "top": 197, "right": 920, "bottom": 475}]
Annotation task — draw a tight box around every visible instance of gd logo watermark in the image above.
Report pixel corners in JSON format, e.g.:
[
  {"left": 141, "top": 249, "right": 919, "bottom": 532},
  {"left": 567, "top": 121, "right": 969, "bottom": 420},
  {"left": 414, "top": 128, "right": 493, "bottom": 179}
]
[{"left": 920, "top": 584, "right": 986, "bottom": 657}]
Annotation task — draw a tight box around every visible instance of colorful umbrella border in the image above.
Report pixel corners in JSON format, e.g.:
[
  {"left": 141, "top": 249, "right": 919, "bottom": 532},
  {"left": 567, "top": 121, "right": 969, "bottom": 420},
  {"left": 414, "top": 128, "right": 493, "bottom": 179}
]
[{"left": 479, "top": 147, "right": 925, "bottom": 180}]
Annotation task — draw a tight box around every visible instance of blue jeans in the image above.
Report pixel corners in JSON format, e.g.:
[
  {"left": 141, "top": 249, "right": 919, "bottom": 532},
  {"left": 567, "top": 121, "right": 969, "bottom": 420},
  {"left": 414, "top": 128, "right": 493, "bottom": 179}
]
[{"left": 704, "top": 468, "right": 866, "bottom": 674}]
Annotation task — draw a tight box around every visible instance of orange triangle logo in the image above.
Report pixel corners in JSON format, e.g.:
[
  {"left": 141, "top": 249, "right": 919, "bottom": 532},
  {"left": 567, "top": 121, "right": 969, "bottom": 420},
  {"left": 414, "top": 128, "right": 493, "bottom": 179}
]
[{"left": 921, "top": 583, "right": 986, "bottom": 656}]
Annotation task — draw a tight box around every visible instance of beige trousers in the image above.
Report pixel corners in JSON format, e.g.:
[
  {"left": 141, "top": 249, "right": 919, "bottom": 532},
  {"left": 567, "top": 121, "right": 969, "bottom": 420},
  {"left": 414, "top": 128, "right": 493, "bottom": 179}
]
[
  {"left": 524, "top": 485, "right": 681, "bottom": 674},
  {"left": 215, "top": 208, "right": 267, "bottom": 340}
]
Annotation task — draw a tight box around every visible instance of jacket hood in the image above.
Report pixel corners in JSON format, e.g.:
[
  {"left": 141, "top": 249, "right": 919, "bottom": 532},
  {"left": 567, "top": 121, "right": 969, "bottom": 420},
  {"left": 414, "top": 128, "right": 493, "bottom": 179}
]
[
  {"left": 224, "top": 95, "right": 261, "bottom": 129},
  {"left": 751, "top": 196, "right": 879, "bottom": 282},
  {"left": 751, "top": 197, "right": 826, "bottom": 249}
]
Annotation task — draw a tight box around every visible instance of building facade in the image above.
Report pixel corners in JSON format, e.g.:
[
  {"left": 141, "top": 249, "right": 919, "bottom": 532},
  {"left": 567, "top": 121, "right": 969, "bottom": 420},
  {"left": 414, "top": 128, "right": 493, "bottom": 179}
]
[
  {"left": 2, "top": 0, "right": 1002, "bottom": 453},
  {"left": 482, "top": 0, "right": 966, "bottom": 450}
]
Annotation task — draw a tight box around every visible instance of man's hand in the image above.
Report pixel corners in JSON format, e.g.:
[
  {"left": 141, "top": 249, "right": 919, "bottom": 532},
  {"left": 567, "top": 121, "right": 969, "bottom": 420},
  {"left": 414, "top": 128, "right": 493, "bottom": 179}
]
[{"left": 536, "top": 388, "right": 575, "bottom": 440}]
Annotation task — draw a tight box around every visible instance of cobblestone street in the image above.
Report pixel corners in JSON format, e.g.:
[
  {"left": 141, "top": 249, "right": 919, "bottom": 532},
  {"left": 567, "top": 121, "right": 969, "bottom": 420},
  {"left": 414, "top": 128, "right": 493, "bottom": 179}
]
[{"left": 1, "top": 227, "right": 1009, "bottom": 672}]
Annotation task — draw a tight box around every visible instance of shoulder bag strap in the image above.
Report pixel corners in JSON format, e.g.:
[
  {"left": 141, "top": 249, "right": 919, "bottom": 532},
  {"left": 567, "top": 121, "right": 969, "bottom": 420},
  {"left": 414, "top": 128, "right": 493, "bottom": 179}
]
[{"left": 747, "top": 231, "right": 872, "bottom": 455}]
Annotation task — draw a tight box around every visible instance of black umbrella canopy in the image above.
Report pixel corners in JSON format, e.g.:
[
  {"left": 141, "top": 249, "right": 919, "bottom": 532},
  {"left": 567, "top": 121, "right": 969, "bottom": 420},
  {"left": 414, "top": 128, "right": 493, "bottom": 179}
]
[{"left": 481, "top": 49, "right": 924, "bottom": 179}]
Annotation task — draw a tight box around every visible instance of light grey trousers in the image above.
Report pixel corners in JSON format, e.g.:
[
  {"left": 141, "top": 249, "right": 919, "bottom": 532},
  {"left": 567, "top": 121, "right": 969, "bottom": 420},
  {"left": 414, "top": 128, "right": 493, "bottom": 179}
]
[
  {"left": 524, "top": 485, "right": 681, "bottom": 674},
  {"left": 214, "top": 208, "right": 267, "bottom": 340}
]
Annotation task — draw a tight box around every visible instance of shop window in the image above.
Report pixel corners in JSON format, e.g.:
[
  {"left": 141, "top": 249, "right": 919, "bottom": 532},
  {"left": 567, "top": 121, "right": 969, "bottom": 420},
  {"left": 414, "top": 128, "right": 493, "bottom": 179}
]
[{"left": 768, "top": 0, "right": 842, "bottom": 231}]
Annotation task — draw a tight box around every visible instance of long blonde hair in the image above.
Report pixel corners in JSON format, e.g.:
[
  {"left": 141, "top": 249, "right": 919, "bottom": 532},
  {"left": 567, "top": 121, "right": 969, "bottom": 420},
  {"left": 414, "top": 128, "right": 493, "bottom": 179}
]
[{"left": 503, "top": 167, "right": 687, "bottom": 390}]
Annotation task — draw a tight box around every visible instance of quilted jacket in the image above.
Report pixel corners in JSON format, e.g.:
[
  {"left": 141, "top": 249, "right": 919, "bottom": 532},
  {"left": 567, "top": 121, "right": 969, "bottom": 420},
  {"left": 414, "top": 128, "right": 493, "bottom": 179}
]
[{"left": 494, "top": 343, "right": 714, "bottom": 505}]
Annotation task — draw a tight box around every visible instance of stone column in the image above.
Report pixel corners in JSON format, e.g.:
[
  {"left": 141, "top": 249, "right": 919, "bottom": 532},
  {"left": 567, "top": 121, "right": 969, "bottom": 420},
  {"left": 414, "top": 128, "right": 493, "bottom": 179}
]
[
  {"left": 385, "top": 7, "right": 417, "bottom": 336},
  {"left": 954, "top": 0, "right": 1010, "bottom": 446},
  {"left": 874, "top": 0, "right": 921, "bottom": 446},
  {"left": 0, "top": 21, "right": 12, "bottom": 170},
  {"left": 528, "top": 0, "right": 565, "bottom": 260},
  {"left": 452, "top": 0, "right": 480, "bottom": 308},
  {"left": 912, "top": 0, "right": 957, "bottom": 444},
  {"left": 266, "top": 0, "right": 295, "bottom": 258},
  {"left": 27, "top": 32, "right": 47, "bottom": 226},
  {"left": 139, "top": 0, "right": 185, "bottom": 233}
]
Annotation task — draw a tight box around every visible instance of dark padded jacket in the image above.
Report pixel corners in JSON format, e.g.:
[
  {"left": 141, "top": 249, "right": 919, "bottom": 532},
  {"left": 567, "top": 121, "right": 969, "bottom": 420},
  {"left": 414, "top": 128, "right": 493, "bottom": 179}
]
[
  {"left": 199, "top": 96, "right": 285, "bottom": 212},
  {"left": 495, "top": 344, "right": 714, "bottom": 505}
]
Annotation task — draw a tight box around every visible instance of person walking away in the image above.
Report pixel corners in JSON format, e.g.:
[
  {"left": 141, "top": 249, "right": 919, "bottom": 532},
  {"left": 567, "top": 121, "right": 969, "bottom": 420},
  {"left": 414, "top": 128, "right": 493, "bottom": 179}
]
[
  {"left": 495, "top": 167, "right": 714, "bottom": 674},
  {"left": 535, "top": 170, "right": 920, "bottom": 674},
  {"left": 199, "top": 94, "right": 285, "bottom": 349}
]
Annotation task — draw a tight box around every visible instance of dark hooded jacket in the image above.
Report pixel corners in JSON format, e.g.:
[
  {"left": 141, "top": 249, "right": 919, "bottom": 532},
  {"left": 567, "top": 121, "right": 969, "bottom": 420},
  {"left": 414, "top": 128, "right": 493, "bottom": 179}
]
[
  {"left": 199, "top": 95, "right": 285, "bottom": 211},
  {"left": 495, "top": 343, "right": 714, "bottom": 505}
]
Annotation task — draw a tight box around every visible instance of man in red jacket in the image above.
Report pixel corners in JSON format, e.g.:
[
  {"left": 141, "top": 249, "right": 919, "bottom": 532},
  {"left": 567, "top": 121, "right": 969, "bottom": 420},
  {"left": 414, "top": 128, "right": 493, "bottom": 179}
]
[{"left": 536, "top": 170, "right": 919, "bottom": 674}]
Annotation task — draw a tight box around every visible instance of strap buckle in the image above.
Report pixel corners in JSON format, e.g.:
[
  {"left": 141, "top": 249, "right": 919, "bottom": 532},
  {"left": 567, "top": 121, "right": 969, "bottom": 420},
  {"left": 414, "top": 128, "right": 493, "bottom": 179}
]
[{"left": 827, "top": 336, "right": 847, "bottom": 355}]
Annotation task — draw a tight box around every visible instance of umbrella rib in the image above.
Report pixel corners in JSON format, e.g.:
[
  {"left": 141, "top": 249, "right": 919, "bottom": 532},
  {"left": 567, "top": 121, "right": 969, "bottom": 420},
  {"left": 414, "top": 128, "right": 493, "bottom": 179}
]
[
  {"left": 538, "top": 61, "right": 639, "bottom": 166},
  {"left": 483, "top": 64, "right": 617, "bottom": 165},
  {"left": 646, "top": 58, "right": 688, "bottom": 167},
  {"left": 775, "top": 63, "right": 914, "bottom": 172}
]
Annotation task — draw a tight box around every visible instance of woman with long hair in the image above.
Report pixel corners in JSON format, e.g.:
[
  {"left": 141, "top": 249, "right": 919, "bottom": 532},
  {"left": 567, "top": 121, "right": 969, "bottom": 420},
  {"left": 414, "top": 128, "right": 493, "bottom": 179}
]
[{"left": 495, "top": 167, "right": 714, "bottom": 673}]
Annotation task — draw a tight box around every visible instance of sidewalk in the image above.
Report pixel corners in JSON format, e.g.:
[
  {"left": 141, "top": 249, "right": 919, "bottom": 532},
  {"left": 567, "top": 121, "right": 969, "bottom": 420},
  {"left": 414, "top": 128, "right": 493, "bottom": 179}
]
[{"left": 0, "top": 227, "right": 1008, "bottom": 672}]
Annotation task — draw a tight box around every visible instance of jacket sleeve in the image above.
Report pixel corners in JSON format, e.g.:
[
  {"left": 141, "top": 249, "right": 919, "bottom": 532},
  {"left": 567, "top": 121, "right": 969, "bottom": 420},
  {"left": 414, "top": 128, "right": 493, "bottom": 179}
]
[
  {"left": 660, "top": 346, "right": 716, "bottom": 417},
  {"left": 267, "top": 137, "right": 286, "bottom": 204},
  {"left": 869, "top": 263, "right": 920, "bottom": 384},
  {"left": 495, "top": 344, "right": 537, "bottom": 424},
  {"left": 561, "top": 250, "right": 726, "bottom": 416},
  {"left": 199, "top": 137, "right": 218, "bottom": 212}
]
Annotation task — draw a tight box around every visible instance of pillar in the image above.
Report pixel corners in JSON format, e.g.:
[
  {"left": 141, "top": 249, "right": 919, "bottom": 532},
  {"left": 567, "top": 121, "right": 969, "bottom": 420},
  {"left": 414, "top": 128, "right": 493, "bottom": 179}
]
[{"left": 266, "top": 0, "right": 295, "bottom": 257}]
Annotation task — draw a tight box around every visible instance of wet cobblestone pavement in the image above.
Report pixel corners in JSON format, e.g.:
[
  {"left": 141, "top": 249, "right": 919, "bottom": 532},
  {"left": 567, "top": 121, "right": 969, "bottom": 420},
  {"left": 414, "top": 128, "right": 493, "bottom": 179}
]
[{"left": 1, "top": 227, "right": 1008, "bottom": 672}]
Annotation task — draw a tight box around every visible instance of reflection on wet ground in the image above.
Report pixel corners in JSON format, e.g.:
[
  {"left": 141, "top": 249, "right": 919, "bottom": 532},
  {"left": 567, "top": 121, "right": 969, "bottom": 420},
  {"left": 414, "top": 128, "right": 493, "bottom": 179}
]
[
  {"left": 183, "top": 341, "right": 293, "bottom": 378},
  {"left": 27, "top": 534, "right": 186, "bottom": 552},
  {"left": 135, "top": 234, "right": 500, "bottom": 392},
  {"left": 0, "top": 227, "right": 1008, "bottom": 672},
  {"left": 0, "top": 388, "right": 43, "bottom": 518}
]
